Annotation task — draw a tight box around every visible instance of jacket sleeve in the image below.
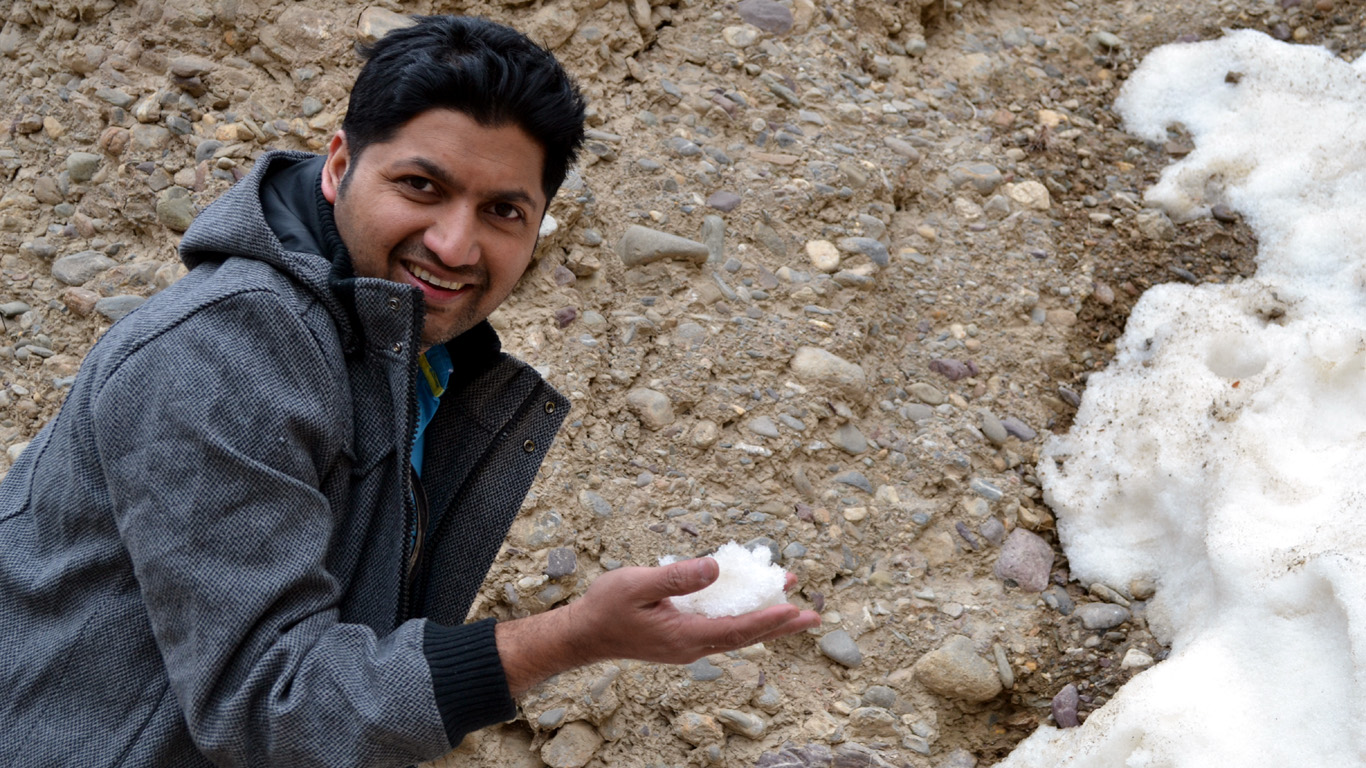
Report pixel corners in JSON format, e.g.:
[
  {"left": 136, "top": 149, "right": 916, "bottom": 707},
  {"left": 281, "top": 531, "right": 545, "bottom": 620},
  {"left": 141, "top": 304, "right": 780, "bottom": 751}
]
[{"left": 90, "top": 289, "right": 458, "bottom": 767}]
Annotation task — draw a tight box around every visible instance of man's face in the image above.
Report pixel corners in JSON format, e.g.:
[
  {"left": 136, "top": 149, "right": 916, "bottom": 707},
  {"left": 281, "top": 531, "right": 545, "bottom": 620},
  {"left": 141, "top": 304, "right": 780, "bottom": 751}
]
[{"left": 321, "top": 109, "right": 547, "bottom": 349}]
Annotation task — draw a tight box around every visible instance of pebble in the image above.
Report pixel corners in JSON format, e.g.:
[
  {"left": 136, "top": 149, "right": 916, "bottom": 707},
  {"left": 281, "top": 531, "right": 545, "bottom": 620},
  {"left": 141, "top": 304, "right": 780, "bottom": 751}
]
[
  {"left": 914, "top": 635, "right": 1003, "bottom": 702},
  {"left": 673, "top": 712, "right": 724, "bottom": 745},
  {"left": 723, "top": 25, "right": 760, "bottom": 47},
  {"left": 545, "top": 547, "right": 577, "bottom": 579},
  {"left": 1005, "top": 181, "right": 1051, "bottom": 211},
  {"left": 862, "top": 685, "right": 897, "bottom": 710},
  {"left": 1121, "top": 648, "right": 1155, "bottom": 669},
  {"left": 1043, "top": 585, "right": 1075, "bottom": 616},
  {"left": 1052, "top": 683, "right": 1080, "bottom": 728},
  {"left": 836, "top": 237, "right": 889, "bottom": 268},
  {"left": 994, "top": 529, "right": 1053, "bottom": 592},
  {"left": 833, "top": 470, "right": 872, "bottom": 494},
  {"left": 831, "top": 423, "right": 867, "bottom": 455},
  {"left": 948, "top": 162, "right": 1003, "bottom": 196},
  {"left": 625, "top": 388, "right": 674, "bottom": 429},
  {"left": 968, "top": 478, "right": 1003, "bottom": 502},
  {"left": 707, "top": 190, "right": 741, "bottom": 212},
  {"left": 94, "top": 295, "right": 145, "bottom": 322},
  {"left": 789, "top": 346, "right": 866, "bottom": 396},
  {"left": 156, "top": 187, "right": 196, "bottom": 232},
  {"left": 805, "top": 240, "right": 841, "bottom": 273},
  {"left": 747, "top": 415, "right": 781, "bottom": 438},
  {"left": 51, "top": 250, "right": 115, "bottom": 287},
  {"left": 848, "top": 707, "right": 898, "bottom": 739},
  {"left": 1000, "top": 416, "right": 1037, "bottom": 441},
  {"left": 929, "top": 358, "right": 978, "bottom": 381},
  {"left": 1130, "top": 577, "right": 1157, "bottom": 601},
  {"left": 0, "top": 302, "right": 31, "bottom": 317},
  {"left": 737, "top": 0, "right": 793, "bottom": 33},
  {"left": 538, "top": 707, "right": 568, "bottom": 729},
  {"left": 909, "top": 382, "right": 945, "bottom": 405},
  {"left": 1076, "top": 602, "right": 1130, "bottom": 630},
  {"left": 66, "top": 152, "right": 102, "bottom": 183},
  {"left": 716, "top": 709, "right": 767, "bottom": 739},
  {"left": 818, "top": 629, "right": 862, "bottom": 668},
  {"left": 358, "top": 7, "right": 415, "bottom": 43},
  {"left": 980, "top": 412, "right": 1009, "bottom": 446},
  {"left": 979, "top": 517, "right": 1005, "bottom": 546},
  {"left": 541, "top": 721, "right": 603, "bottom": 768},
  {"left": 884, "top": 136, "right": 921, "bottom": 162},
  {"left": 616, "top": 225, "right": 709, "bottom": 267},
  {"left": 1135, "top": 209, "right": 1177, "bottom": 241},
  {"left": 687, "top": 657, "right": 724, "bottom": 681},
  {"left": 575, "top": 489, "right": 612, "bottom": 519}
]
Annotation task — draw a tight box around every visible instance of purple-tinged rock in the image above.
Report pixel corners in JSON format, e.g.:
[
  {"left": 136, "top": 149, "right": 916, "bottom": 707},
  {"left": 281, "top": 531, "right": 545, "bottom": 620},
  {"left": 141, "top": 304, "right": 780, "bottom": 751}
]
[
  {"left": 1001, "top": 416, "right": 1037, "bottom": 441},
  {"left": 553, "top": 265, "right": 576, "bottom": 285},
  {"left": 1052, "top": 683, "right": 1080, "bottom": 728},
  {"left": 994, "top": 529, "right": 1054, "bottom": 592},
  {"left": 554, "top": 307, "right": 578, "bottom": 328},
  {"left": 737, "top": 0, "right": 793, "bottom": 33},
  {"left": 707, "top": 190, "right": 742, "bottom": 212},
  {"left": 929, "top": 358, "right": 979, "bottom": 380},
  {"left": 546, "top": 547, "right": 577, "bottom": 579}
]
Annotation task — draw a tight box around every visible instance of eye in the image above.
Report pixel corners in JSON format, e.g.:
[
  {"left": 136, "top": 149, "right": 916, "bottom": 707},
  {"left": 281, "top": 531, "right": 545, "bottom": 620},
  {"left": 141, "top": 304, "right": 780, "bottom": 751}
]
[
  {"left": 401, "top": 176, "right": 435, "bottom": 194},
  {"left": 489, "top": 202, "right": 525, "bottom": 221}
]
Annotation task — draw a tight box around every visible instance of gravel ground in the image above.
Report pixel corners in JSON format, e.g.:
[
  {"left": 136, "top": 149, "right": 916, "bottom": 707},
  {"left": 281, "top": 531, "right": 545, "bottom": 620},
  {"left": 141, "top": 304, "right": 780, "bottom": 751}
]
[{"left": 1, "top": 0, "right": 1361, "bottom": 765}]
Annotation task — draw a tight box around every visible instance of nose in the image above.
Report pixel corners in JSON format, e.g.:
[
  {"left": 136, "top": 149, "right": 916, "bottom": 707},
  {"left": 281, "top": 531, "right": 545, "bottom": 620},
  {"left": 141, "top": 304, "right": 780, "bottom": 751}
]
[{"left": 423, "top": 204, "right": 480, "bottom": 268}]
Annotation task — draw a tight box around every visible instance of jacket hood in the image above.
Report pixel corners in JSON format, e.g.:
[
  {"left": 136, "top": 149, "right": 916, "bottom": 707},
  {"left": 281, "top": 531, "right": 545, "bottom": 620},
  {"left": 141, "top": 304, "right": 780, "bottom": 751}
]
[{"left": 179, "top": 150, "right": 362, "bottom": 348}]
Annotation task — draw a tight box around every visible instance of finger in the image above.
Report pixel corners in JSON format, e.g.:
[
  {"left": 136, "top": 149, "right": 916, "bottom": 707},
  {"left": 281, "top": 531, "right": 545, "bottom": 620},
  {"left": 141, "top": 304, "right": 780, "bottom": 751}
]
[
  {"left": 636, "top": 558, "right": 719, "bottom": 602},
  {"left": 784, "top": 572, "right": 799, "bottom": 592},
  {"left": 748, "top": 609, "right": 822, "bottom": 646},
  {"left": 686, "top": 604, "right": 803, "bottom": 651}
]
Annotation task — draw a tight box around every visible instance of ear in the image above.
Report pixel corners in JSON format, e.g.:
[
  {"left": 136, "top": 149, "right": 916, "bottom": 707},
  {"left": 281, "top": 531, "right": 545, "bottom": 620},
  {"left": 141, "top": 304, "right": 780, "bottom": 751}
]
[{"left": 320, "top": 130, "right": 350, "bottom": 204}]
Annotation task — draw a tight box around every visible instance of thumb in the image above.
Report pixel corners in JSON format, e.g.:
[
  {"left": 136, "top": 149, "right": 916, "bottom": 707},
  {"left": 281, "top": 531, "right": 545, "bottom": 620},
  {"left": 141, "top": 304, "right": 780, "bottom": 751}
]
[{"left": 645, "top": 557, "right": 718, "bottom": 601}]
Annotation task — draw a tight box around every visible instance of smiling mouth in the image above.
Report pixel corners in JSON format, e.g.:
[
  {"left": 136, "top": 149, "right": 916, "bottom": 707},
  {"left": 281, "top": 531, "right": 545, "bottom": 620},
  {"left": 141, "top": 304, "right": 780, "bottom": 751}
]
[{"left": 408, "top": 263, "right": 466, "bottom": 292}]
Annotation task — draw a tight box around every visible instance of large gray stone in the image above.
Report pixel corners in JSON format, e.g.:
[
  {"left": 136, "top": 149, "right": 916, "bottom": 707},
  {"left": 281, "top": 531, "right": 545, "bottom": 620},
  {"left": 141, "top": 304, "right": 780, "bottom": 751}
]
[
  {"left": 616, "top": 225, "right": 709, "bottom": 267},
  {"left": 818, "top": 629, "right": 862, "bottom": 667},
  {"left": 66, "top": 152, "right": 102, "bottom": 183},
  {"left": 790, "top": 346, "right": 866, "bottom": 396},
  {"left": 95, "top": 295, "right": 146, "bottom": 322},
  {"left": 737, "top": 0, "right": 794, "bottom": 33},
  {"left": 994, "top": 528, "right": 1054, "bottom": 592},
  {"left": 51, "top": 250, "right": 114, "bottom": 286},
  {"left": 625, "top": 388, "right": 674, "bottom": 430},
  {"left": 914, "top": 635, "right": 1003, "bottom": 702}
]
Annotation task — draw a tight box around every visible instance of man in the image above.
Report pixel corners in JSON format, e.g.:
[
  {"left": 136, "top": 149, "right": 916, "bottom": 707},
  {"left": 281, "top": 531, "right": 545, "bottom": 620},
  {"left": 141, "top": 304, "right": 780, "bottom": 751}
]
[{"left": 0, "top": 15, "right": 819, "bottom": 768}]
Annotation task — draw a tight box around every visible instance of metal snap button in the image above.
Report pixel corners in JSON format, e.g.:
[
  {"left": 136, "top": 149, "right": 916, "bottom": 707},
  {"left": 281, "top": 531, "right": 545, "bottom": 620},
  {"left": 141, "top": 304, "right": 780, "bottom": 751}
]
[
  {"left": 386, "top": 297, "right": 400, "bottom": 311},
  {"left": 544, "top": 401, "right": 556, "bottom": 414},
  {"left": 523, "top": 439, "right": 536, "bottom": 453},
  {"left": 391, "top": 341, "right": 403, "bottom": 354}
]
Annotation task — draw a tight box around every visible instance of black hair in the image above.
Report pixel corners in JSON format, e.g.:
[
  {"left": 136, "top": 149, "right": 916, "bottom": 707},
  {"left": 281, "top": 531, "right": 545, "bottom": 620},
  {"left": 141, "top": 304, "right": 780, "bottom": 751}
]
[{"left": 342, "top": 15, "right": 586, "bottom": 204}]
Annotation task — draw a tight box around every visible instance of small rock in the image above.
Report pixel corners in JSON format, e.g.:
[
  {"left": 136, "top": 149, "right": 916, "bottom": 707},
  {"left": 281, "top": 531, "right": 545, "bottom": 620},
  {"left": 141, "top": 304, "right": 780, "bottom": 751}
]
[
  {"left": 746, "top": 416, "right": 781, "bottom": 438},
  {"left": 156, "top": 187, "right": 196, "bottom": 232},
  {"left": 884, "top": 136, "right": 921, "bottom": 162},
  {"left": 969, "top": 477, "right": 1003, "bottom": 501},
  {"left": 673, "top": 712, "right": 724, "bottom": 745},
  {"left": 541, "top": 721, "right": 603, "bottom": 768},
  {"left": 1052, "top": 684, "right": 1080, "bottom": 727},
  {"left": 818, "top": 629, "right": 862, "bottom": 668},
  {"left": 1005, "top": 181, "right": 1051, "bottom": 211},
  {"left": 0, "top": 302, "right": 30, "bottom": 317},
  {"left": 790, "top": 346, "right": 866, "bottom": 397},
  {"left": 95, "top": 295, "right": 146, "bottom": 322},
  {"left": 1000, "top": 416, "right": 1037, "bottom": 441},
  {"left": 706, "top": 190, "right": 742, "bottom": 212},
  {"left": 701, "top": 215, "right": 725, "bottom": 264},
  {"left": 616, "top": 225, "right": 709, "bottom": 267},
  {"left": 577, "top": 489, "right": 613, "bottom": 518},
  {"left": 737, "top": 0, "right": 793, "bottom": 33},
  {"left": 909, "top": 382, "right": 945, "bottom": 405},
  {"left": 546, "top": 547, "right": 577, "bottom": 579},
  {"left": 170, "top": 54, "right": 215, "bottom": 78},
  {"left": 716, "top": 709, "right": 766, "bottom": 739},
  {"left": 861, "top": 685, "right": 897, "bottom": 710},
  {"left": 66, "top": 153, "right": 102, "bottom": 183},
  {"left": 1135, "top": 209, "right": 1177, "bottom": 241},
  {"left": 358, "top": 7, "right": 415, "bottom": 43},
  {"left": 914, "top": 635, "right": 1003, "bottom": 702},
  {"left": 980, "top": 412, "right": 1009, "bottom": 446},
  {"left": 929, "top": 358, "right": 978, "bottom": 381},
  {"left": 833, "top": 470, "right": 873, "bottom": 493},
  {"left": 848, "top": 707, "right": 899, "bottom": 739},
  {"left": 538, "top": 708, "right": 568, "bottom": 729},
  {"left": 625, "top": 388, "right": 674, "bottom": 430},
  {"left": 61, "top": 288, "right": 99, "bottom": 317},
  {"left": 948, "top": 162, "right": 1003, "bottom": 196},
  {"left": 686, "top": 657, "right": 724, "bottom": 681},
  {"left": 1076, "top": 602, "right": 1130, "bottom": 630},
  {"left": 51, "top": 250, "right": 115, "bottom": 287},
  {"left": 722, "top": 25, "right": 760, "bottom": 47},
  {"left": 994, "top": 529, "right": 1053, "bottom": 592},
  {"left": 831, "top": 423, "right": 868, "bottom": 455},
  {"left": 806, "top": 240, "right": 842, "bottom": 273},
  {"left": 836, "top": 237, "right": 889, "bottom": 268},
  {"left": 1121, "top": 648, "right": 1155, "bottom": 669}
]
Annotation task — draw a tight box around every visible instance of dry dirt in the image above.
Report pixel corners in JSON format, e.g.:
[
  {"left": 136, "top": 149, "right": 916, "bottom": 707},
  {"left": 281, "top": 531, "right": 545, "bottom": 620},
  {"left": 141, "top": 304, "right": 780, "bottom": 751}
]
[{"left": 1, "top": 0, "right": 1360, "bottom": 766}]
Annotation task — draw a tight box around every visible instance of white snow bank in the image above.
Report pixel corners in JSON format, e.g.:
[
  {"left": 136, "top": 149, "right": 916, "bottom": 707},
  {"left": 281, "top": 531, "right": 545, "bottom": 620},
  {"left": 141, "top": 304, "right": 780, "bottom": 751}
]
[{"left": 999, "top": 29, "right": 1366, "bottom": 767}]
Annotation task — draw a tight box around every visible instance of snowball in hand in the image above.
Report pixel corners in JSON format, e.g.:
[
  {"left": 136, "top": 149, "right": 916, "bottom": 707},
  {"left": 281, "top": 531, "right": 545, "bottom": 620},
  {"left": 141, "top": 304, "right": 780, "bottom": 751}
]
[{"left": 661, "top": 541, "right": 787, "bottom": 618}]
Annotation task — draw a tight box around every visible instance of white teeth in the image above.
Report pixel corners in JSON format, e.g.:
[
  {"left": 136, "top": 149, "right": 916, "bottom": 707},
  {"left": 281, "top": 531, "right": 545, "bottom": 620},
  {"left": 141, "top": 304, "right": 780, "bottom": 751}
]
[{"left": 409, "top": 264, "right": 465, "bottom": 291}]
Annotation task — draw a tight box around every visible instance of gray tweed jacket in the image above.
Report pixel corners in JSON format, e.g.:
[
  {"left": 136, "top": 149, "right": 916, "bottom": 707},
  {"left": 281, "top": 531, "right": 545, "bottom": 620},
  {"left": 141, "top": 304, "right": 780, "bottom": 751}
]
[{"left": 0, "top": 151, "right": 568, "bottom": 767}]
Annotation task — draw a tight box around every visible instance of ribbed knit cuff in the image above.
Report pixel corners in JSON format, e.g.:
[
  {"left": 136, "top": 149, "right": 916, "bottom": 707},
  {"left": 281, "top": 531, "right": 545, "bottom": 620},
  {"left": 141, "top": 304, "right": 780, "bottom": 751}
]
[{"left": 423, "top": 617, "right": 516, "bottom": 747}]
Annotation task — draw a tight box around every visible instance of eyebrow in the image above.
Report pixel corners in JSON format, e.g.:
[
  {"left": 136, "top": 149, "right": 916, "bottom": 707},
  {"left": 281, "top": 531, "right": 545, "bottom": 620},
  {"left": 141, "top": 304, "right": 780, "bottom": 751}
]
[{"left": 397, "top": 157, "right": 540, "bottom": 209}]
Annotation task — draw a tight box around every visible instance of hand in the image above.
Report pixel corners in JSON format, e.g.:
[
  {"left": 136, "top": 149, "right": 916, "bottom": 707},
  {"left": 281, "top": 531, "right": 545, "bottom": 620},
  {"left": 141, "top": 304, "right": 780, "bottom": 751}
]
[{"left": 495, "top": 557, "right": 820, "bottom": 696}]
